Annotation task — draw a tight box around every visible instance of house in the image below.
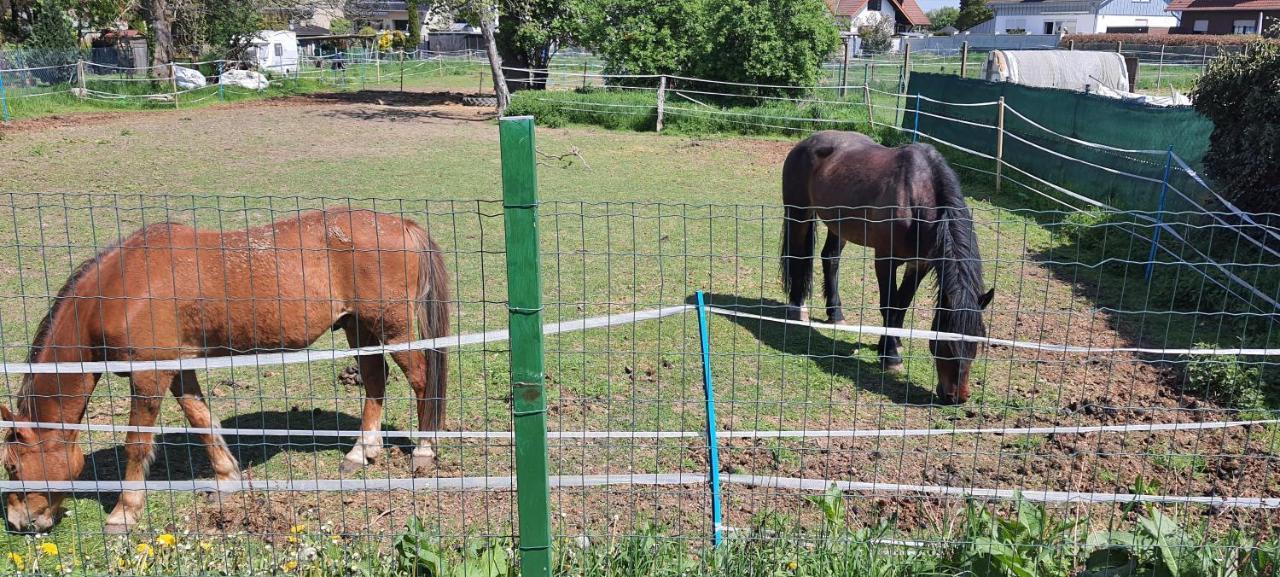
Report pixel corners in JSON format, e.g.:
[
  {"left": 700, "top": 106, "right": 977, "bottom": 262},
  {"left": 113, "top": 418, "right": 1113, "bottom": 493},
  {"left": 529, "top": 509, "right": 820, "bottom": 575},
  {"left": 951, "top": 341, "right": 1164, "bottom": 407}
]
[
  {"left": 978, "top": 0, "right": 1179, "bottom": 34},
  {"left": 1165, "top": 0, "right": 1279, "bottom": 34},
  {"left": 827, "top": 0, "right": 932, "bottom": 34},
  {"left": 345, "top": 1, "right": 452, "bottom": 35}
]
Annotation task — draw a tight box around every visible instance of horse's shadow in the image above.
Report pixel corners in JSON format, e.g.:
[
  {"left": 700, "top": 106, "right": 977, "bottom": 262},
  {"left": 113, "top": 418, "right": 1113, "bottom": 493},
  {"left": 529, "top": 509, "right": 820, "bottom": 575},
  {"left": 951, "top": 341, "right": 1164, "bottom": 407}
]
[
  {"left": 76, "top": 409, "right": 409, "bottom": 510},
  {"left": 688, "top": 293, "right": 936, "bottom": 405}
]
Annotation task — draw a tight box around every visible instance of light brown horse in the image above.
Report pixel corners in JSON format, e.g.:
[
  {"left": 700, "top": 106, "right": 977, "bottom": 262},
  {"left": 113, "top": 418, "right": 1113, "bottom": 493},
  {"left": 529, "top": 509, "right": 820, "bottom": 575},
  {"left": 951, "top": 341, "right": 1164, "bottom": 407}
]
[
  {"left": 1, "top": 208, "right": 450, "bottom": 533},
  {"left": 781, "top": 131, "right": 994, "bottom": 404}
]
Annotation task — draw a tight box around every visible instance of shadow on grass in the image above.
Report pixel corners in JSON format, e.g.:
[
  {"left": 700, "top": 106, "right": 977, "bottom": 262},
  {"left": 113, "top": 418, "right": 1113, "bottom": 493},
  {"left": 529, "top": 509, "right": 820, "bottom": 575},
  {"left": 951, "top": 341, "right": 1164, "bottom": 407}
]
[
  {"left": 686, "top": 293, "right": 937, "bottom": 406},
  {"left": 301, "top": 90, "right": 497, "bottom": 122},
  {"left": 76, "top": 409, "right": 413, "bottom": 509}
]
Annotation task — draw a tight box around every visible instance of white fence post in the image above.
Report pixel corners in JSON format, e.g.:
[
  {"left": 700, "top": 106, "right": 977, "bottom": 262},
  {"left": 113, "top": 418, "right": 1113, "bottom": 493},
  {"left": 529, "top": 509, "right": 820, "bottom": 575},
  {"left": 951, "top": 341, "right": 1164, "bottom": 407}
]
[{"left": 656, "top": 75, "right": 667, "bottom": 133}]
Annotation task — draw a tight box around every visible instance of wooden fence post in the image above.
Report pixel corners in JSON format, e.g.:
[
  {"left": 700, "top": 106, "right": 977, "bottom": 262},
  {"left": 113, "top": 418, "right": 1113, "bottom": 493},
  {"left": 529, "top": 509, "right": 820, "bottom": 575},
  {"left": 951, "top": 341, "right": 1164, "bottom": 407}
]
[
  {"left": 1116, "top": 40, "right": 1123, "bottom": 53},
  {"left": 900, "top": 42, "right": 911, "bottom": 93},
  {"left": 399, "top": 50, "right": 405, "bottom": 92},
  {"left": 0, "top": 59, "right": 9, "bottom": 122},
  {"left": 864, "top": 82, "right": 874, "bottom": 127},
  {"left": 840, "top": 38, "right": 850, "bottom": 97},
  {"left": 1156, "top": 45, "right": 1165, "bottom": 91},
  {"left": 170, "top": 62, "right": 179, "bottom": 109},
  {"left": 960, "top": 41, "right": 969, "bottom": 77},
  {"left": 995, "top": 96, "right": 1005, "bottom": 194},
  {"left": 1068, "top": 39, "right": 1076, "bottom": 50},
  {"left": 499, "top": 115, "right": 553, "bottom": 577},
  {"left": 1202, "top": 44, "right": 1210, "bottom": 72},
  {"left": 655, "top": 75, "right": 667, "bottom": 132},
  {"left": 77, "top": 59, "right": 86, "bottom": 99},
  {"left": 582, "top": 62, "right": 588, "bottom": 90}
]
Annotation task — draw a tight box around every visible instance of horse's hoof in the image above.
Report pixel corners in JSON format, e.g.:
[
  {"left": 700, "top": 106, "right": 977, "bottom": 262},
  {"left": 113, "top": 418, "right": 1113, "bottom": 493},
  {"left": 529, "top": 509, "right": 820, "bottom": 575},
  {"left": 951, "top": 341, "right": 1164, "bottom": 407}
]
[
  {"left": 338, "top": 458, "right": 366, "bottom": 475},
  {"left": 103, "top": 522, "right": 133, "bottom": 535},
  {"left": 883, "top": 361, "right": 905, "bottom": 374},
  {"left": 828, "top": 318, "right": 847, "bottom": 326}
]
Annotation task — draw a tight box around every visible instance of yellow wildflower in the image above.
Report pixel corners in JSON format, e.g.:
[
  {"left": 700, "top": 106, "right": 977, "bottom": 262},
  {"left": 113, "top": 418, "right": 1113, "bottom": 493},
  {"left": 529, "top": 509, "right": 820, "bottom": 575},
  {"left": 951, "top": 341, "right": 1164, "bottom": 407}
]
[
  {"left": 155, "top": 534, "right": 176, "bottom": 548},
  {"left": 290, "top": 524, "right": 306, "bottom": 534},
  {"left": 281, "top": 559, "right": 298, "bottom": 572},
  {"left": 199, "top": 541, "right": 213, "bottom": 553},
  {"left": 787, "top": 561, "right": 798, "bottom": 571},
  {"left": 135, "top": 542, "right": 155, "bottom": 557},
  {"left": 116, "top": 558, "right": 128, "bottom": 570},
  {"left": 287, "top": 536, "right": 299, "bottom": 544},
  {"left": 6, "top": 552, "right": 24, "bottom": 568},
  {"left": 39, "top": 542, "right": 59, "bottom": 556}
]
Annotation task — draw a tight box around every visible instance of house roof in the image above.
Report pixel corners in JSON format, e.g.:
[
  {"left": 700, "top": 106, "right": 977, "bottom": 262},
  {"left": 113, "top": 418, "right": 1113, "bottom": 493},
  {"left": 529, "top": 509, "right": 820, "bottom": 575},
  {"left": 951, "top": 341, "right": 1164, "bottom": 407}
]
[
  {"left": 1166, "top": 0, "right": 1280, "bottom": 11},
  {"left": 293, "top": 25, "right": 331, "bottom": 37},
  {"left": 826, "top": 0, "right": 932, "bottom": 26}
]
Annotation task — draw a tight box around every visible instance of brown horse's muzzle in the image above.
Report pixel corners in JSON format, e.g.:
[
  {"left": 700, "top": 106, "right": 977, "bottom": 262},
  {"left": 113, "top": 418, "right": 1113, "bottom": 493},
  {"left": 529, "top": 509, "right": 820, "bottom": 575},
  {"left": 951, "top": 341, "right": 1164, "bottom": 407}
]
[
  {"left": 934, "top": 363, "right": 972, "bottom": 405},
  {"left": 5, "top": 492, "right": 64, "bottom": 533}
]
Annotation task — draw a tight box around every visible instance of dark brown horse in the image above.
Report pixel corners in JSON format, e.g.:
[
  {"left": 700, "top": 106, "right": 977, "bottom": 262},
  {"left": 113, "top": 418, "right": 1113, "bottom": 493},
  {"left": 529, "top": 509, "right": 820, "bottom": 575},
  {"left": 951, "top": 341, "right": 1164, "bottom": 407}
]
[
  {"left": 781, "top": 131, "right": 993, "bottom": 405},
  {"left": 1, "top": 208, "right": 450, "bottom": 533}
]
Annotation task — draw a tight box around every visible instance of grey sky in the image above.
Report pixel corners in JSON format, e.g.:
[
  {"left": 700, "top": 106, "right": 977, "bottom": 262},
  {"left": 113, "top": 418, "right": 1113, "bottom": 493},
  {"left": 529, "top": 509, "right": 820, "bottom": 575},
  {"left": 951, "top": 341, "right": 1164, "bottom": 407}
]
[{"left": 917, "top": 0, "right": 961, "bottom": 13}]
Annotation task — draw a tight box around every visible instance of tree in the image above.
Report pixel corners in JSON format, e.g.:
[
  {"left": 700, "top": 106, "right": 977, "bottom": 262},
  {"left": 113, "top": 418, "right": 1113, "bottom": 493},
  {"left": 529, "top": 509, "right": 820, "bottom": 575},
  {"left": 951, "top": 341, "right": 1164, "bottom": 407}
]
[
  {"left": 201, "top": 0, "right": 262, "bottom": 58},
  {"left": 585, "top": 0, "right": 704, "bottom": 83},
  {"left": 406, "top": 0, "right": 421, "bottom": 49},
  {"left": 330, "top": 16, "right": 352, "bottom": 35},
  {"left": 927, "top": 6, "right": 958, "bottom": 32},
  {"left": 143, "top": 0, "right": 174, "bottom": 78},
  {"left": 690, "top": 0, "right": 838, "bottom": 95},
  {"left": 1192, "top": 41, "right": 1280, "bottom": 215},
  {"left": 859, "top": 13, "right": 893, "bottom": 53},
  {"left": 27, "top": 0, "right": 78, "bottom": 83},
  {"left": 495, "top": 0, "right": 584, "bottom": 91},
  {"left": 955, "top": 0, "right": 993, "bottom": 31}
]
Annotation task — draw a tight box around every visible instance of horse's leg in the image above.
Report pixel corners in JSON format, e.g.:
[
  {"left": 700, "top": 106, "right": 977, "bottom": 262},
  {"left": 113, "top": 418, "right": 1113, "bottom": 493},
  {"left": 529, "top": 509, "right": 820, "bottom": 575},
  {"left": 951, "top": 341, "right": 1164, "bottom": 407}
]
[
  {"left": 339, "top": 325, "right": 389, "bottom": 474},
  {"left": 387, "top": 347, "right": 441, "bottom": 475},
  {"left": 104, "top": 371, "right": 168, "bottom": 533},
  {"left": 892, "top": 262, "right": 928, "bottom": 336},
  {"left": 820, "top": 230, "right": 847, "bottom": 324},
  {"left": 168, "top": 370, "right": 241, "bottom": 490},
  {"left": 874, "top": 256, "right": 903, "bottom": 370}
]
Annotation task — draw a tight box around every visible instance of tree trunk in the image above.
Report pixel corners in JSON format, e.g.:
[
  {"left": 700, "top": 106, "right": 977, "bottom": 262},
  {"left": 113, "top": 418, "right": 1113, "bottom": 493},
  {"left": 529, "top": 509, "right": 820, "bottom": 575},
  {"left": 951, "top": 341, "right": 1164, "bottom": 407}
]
[
  {"left": 479, "top": 11, "right": 509, "bottom": 115},
  {"left": 148, "top": 0, "right": 174, "bottom": 79}
]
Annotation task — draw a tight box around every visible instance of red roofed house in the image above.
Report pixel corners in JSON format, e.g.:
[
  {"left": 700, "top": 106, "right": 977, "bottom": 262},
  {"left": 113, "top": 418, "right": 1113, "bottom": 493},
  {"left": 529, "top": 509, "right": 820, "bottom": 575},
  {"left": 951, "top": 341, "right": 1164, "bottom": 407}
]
[
  {"left": 827, "top": 0, "right": 932, "bottom": 33},
  {"left": 1166, "top": 0, "right": 1279, "bottom": 34}
]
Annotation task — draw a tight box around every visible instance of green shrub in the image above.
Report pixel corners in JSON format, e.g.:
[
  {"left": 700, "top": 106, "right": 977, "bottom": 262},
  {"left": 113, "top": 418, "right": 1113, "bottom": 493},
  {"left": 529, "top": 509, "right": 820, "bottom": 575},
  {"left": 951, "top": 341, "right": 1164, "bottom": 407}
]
[
  {"left": 1193, "top": 42, "right": 1280, "bottom": 215},
  {"left": 25, "top": 1, "right": 79, "bottom": 85},
  {"left": 1183, "top": 345, "right": 1267, "bottom": 410}
]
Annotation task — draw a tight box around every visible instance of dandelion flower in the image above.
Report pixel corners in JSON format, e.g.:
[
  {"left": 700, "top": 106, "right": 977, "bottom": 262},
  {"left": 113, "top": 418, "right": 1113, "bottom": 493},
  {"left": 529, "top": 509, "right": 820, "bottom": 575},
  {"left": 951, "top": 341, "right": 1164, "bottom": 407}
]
[
  {"left": 287, "top": 536, "right": 299, "bottom": 544},
  {"left": 199, "top": 541, "right": 213, "bottom": 553},
  {"left": 39, "top": 542, "right": 59, "bottom": 556},
  {"left": 281, "top": 559, "right": 298, "bottom": 572},
  {"left": 787, "top": 561, "right": 798, "bottom": 571},
  {"left": 290, "top": 524, "right": 306, "bottom": 534},
  {"left": 6, "top": 552, "right": 24, "bottom": 568},
  {"left": 156, "top": 534, "right": 177, "bottom": 548},
  {"left": 135, "top": 542, "right": 155, "bottom": 557}
]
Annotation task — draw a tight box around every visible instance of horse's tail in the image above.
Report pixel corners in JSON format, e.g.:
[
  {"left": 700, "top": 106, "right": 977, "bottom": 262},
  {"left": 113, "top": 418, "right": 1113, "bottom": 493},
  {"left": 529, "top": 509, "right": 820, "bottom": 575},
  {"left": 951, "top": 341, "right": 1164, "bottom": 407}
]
[
  {"left": 406, "top": 221, "right": 450, "bottom": 405},
  {"left": 780, "top": 140, "right": 819, "bottom": 303}
]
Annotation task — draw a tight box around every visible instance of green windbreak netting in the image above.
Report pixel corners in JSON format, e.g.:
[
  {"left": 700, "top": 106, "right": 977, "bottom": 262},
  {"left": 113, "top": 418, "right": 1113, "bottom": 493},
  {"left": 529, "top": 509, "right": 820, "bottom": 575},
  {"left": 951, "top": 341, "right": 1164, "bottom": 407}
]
[{"left": 903, "top": 73, "right": 1214, "bottom": 213}]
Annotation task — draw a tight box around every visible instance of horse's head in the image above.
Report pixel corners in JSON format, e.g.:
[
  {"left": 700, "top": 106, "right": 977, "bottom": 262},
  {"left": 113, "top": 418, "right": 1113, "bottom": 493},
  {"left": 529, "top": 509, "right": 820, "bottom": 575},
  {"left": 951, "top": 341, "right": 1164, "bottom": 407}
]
[
  {"left": 929, "top": 288, "right": 995, "bottom": 405},
  {"left": 1, "top": 405, "right": 83, "bottom": 533}
]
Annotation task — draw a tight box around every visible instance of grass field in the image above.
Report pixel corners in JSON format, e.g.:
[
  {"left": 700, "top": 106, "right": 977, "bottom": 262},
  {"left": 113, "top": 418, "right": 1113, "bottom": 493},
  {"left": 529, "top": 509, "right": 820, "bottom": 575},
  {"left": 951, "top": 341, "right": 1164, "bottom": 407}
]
[{"left": 0, "top": 64, "right": 1276, "bottom": 575}]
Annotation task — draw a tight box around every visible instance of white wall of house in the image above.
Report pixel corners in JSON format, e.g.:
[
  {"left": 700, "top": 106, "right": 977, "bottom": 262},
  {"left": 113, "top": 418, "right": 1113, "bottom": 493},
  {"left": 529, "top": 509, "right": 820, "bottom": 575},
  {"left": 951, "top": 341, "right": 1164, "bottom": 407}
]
[
  {"left": 1094, "top": 14, "right": 1178, "bottom": 30},
  {"left": 848, "top": 2, "right": 897, "bottom": 30},
  {"left": 992, "top": 13, "right": 1096, "bottom": 34}
]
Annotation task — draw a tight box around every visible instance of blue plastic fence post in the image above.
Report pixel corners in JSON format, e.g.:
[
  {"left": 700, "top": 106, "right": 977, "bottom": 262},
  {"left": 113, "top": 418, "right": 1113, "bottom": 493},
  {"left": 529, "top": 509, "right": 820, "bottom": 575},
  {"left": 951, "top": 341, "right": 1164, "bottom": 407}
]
[
  {"left": 912, "top": 93, "right": 921, "bottom": 143},
  {"left": 694, "top": 291, "right": 724, "bottom": 546},
  {"left": 1145, "top": 146, "right": 1174, "bottom": 281},
  {"left": 216, "top": 61, "right": 225, "bottom": 101},
  {"left": 0, "top": 61, "right": 10, "bottom": 122}
]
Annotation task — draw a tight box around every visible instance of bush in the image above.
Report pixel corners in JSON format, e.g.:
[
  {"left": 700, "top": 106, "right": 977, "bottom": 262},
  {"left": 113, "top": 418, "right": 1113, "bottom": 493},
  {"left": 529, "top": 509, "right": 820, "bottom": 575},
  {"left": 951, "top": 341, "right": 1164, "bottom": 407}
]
[
  {"left": 860, "top": 15, "right": 893, "bottom": 53},
  {"left": 587, "top": 0, "right": 705, "bottom": 84},
  {"left": 1192, "top": 42, "right": 1280, "bottom": 215},
  {"left": 955, "top": 0, "right": 994, "bottom": 32},
  {"left": 1062, "top": 33, "right": 1280, "bottom": 47},
  {"left": 25, "top": 1, "right": 79, "bottom": 84},
  {"left": 586, "top": 0, "right": 839, "bottom": 96},
  {"left": 1183, "top": 345, "right": 1268, "bottom": 410}
]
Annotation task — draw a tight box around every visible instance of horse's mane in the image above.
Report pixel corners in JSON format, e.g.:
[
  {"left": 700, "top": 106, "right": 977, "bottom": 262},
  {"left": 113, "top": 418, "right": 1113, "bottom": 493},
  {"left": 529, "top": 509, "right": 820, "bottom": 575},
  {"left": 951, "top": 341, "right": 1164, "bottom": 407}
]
[
  {"left": 919, "top": 146, "right": 985, "bottom": 341},
  {"left": 18, "top": 244, "right": 119, "bottom": 415}
]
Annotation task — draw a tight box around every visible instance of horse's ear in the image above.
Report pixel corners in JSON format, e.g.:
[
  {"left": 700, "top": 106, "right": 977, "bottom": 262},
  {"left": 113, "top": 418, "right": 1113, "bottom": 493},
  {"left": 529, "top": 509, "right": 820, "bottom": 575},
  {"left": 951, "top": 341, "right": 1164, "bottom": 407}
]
[
  {"left": 0, "top": 405, "right": 34, "bottom": 443},
  {"left": 979, "top": 288, "right": 995, "bottom": 310},
  {"left": 0, "top": 404, "right": 12, "bottom": 423}
]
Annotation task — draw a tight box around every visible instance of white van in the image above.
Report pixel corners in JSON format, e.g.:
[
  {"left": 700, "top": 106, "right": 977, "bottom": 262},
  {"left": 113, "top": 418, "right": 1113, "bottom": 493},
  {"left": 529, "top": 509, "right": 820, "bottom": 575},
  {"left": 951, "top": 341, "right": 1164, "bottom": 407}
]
[{"left": 247, "top": 30, "right": 299, "bottom": 75}]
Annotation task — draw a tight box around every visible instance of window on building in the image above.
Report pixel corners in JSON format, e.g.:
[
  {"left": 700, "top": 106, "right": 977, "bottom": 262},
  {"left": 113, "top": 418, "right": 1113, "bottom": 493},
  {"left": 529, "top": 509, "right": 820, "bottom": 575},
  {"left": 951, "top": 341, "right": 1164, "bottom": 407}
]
[
  {"left": 868, "top": 0, "right": 882, "bottom": 11},
  {"left": 1192, "top": 19, "right": 1209, "bottom": 33},
  {"left": 1044, "top": 21, "right": 1056, "bottom": 33},
  {"left": 1233, "top": 19, "right": 1257, "bottom": 34},
  {"left": 274, "top": 43, "right": 283, "bottom": 57}
]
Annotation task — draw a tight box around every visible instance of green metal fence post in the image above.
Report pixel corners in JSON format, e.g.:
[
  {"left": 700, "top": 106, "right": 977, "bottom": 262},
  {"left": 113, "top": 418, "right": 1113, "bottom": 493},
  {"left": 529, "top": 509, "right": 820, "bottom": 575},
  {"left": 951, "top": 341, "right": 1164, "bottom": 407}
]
[
  {"left": 500, "top": 116, "right": 553, "bottom": 577},
  {"left": 1145, "top": 146, "right": 1174, "bottom": 281}
]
